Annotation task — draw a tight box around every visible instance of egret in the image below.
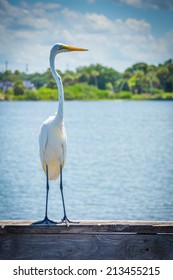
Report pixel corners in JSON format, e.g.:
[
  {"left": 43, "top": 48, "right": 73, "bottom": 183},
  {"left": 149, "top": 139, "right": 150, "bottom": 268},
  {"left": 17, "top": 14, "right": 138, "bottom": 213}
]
[{"left": 35, "top": 43, "right": 88, "bottom": 225}]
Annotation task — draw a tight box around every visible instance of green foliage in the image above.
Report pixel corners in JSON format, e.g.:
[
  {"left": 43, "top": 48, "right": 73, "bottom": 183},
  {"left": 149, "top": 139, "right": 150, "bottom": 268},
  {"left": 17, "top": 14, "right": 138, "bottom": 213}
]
[
  {"left": 161, "top": 93, "right": 173, "bottom": 100},
  {"left": 46, "top": 79, "right": 57, "bottom": 89},
  {"left": 157, "top": 66, "right": 169, "bottom": 90},
  {"left": 30, "top": 74, "right": 45, "bottom": 88},
  {"left": 65, "top": 83, "right": 98, "bottom": 100},
  {"left": 62, "top": 70, "right": 77, "bottom": 86},
  {"left": 77, "top": 64, "right": 121, "bottom": 90},
  {"left": 1, "top": 59, "right": 173, "bottom": 101},
  {"left": 97, "top": 89, "right": 115, "bottom": 99},
  {"left": 13, "top": 80, "right": 25, "bottom": 95},
  {"left": 2, "top": 70, "right": 13, "bottom": 81},
  {"left": 0, "top": 92, "right": 5, "bottom": 100},
  {"left": 6, "top": 88, "right": 13, "bottom": 98},
  {"left": 37, "top": 87, "right": 57, "bottom": 100},
  {"left": 118, "top": 91, "right": 132, "bottom": 99},
  {"left": 24, "top": 90, "right": 39, "bottom": 100},
  {"left": 64, "top": 83, "right": 120, "bottom": 100},
  {"left": 131, "top": 94, "right": 148, "bottom": 100}
]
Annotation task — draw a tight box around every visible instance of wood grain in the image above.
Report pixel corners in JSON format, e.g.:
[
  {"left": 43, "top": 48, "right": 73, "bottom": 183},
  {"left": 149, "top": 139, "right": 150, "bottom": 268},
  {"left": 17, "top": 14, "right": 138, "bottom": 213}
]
[{"left": 0, "top": 220, "right": 173, "bottom": 260}]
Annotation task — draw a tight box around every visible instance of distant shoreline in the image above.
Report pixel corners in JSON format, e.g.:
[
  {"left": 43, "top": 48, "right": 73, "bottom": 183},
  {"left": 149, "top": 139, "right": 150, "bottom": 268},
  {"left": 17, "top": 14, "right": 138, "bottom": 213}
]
[
  {"left": 1, "top": 96, "right": 173, "bottom": 102},
  {"left": 1, "top": 87, "right": 173, "bottom": 102}
]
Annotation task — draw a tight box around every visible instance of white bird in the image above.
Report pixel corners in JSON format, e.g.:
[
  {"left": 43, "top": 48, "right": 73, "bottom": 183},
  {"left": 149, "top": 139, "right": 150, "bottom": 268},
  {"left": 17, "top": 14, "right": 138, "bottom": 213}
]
[{"left": 35, "top": 43, "right": 88, "bottom": 225}]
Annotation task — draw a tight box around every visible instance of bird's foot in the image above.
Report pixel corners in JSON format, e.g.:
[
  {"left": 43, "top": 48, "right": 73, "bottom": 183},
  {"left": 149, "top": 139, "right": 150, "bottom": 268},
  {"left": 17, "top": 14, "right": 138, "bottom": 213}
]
[
  {"left": 32, "top": 217, "right": 57, "bottom": 226},
  {"left": 58, "top": 215, "right": 79, "bottom": 227}
]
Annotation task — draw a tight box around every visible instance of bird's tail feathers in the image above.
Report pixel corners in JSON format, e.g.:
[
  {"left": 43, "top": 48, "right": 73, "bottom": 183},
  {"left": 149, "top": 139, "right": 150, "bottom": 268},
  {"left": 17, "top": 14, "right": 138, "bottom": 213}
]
[{"left": 42, "top": 160, "right": 64, "bottom": 180}]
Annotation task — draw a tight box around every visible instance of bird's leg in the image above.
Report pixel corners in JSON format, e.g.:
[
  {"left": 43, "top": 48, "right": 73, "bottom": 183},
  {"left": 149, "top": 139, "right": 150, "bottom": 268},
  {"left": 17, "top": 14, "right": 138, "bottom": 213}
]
[
  {"left": 59, "top": 165, "right": 78, "bottom": 226},
  {"left": 44, "top": 164, "right": 50, "bottom": 220},
  {"left": 59, "top": 164, "right": 68, "bottom": 222},
  {"left": 32, "top": 164, "right": 57, "bottom": 226}
]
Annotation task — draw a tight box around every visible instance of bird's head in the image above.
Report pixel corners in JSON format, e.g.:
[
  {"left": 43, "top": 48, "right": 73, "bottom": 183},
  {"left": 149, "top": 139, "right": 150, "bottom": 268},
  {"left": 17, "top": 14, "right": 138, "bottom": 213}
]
[{"left": 51, "top": 43, "right": 88, "bottom": 55}]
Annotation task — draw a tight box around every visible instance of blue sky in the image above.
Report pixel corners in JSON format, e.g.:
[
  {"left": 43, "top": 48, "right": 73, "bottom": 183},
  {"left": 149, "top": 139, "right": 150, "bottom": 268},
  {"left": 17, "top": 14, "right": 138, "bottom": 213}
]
[{"left": 0, "top": 0, "right": 173, "bottom": 73}]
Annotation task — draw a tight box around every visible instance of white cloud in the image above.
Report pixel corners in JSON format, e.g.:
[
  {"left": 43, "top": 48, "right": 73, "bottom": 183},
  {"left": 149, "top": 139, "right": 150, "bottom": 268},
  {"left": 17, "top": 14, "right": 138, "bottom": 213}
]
[
  {"left": 0, "top": 0, "right": 172, "bottom": 73},
  {"left": 85, "top": 13, "right": 113, "bottom": 31},
  {"left": 125, "top": 18, "right": 150, "bottom": 31},
  {"left": 118, "top": 0, "right": 173, "bottom": 10}
]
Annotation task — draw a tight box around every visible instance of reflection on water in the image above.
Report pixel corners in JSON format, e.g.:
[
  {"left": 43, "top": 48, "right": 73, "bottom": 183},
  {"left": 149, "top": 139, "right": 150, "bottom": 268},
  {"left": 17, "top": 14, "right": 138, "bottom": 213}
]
[{"left": 0, "top": 100, "right": 173, "bottom": 220}]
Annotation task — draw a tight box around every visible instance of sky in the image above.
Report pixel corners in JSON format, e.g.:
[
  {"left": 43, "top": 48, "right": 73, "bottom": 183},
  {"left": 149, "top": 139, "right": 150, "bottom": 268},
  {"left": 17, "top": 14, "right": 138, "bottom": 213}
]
[{"left": 0, "top": 0, "right": 173, "bottom": 73}]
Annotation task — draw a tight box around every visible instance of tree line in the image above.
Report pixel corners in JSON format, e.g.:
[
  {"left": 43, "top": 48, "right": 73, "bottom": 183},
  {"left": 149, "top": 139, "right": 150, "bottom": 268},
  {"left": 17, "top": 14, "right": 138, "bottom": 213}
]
[{"left": 0, "top": 59, "right": 173, "bottom": 100}]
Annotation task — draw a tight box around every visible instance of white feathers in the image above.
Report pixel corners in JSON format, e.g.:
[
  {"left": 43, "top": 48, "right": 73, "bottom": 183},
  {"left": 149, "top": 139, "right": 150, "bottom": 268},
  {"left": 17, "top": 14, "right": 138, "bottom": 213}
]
[{"left": 39, "top": 115, "right": 67, "bottom": 180}]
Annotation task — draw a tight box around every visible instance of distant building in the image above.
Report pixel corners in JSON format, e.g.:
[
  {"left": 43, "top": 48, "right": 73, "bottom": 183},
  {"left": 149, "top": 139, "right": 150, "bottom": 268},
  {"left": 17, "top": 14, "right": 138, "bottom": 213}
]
[
  {"left": 23, "top": 80, "right": 35, "bottom": 90},
  {"left": 0, "top": 81, "right": 14, "bottom": 91},
  {"left": 0, "top": 80, "right": 35, "bottom": 91}
]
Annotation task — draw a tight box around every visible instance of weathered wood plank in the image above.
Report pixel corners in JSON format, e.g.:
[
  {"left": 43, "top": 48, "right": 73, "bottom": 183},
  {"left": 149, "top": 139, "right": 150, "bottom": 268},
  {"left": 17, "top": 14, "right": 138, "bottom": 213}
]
[
  {"left": 1, "top": 233, "right": 173, "bottom": 260},
  {"left": 0, "top": 220, "right": 173, "bottom": 260},
  {"left": 1, "top": 220, "right": 173, "bottom": 234}
]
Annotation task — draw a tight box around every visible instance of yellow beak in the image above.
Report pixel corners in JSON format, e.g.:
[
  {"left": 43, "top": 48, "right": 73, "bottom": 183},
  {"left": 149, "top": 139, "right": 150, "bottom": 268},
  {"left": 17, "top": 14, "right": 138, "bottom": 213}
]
[{"left": 62, "top": 45, "right": 88, "bottom": 52}]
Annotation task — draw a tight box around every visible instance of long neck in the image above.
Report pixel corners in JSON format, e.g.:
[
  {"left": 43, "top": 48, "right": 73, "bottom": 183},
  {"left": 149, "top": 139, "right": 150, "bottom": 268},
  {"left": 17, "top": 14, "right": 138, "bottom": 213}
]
[{"left": 50, "top": 51, "right": 64, "bottom": 123}]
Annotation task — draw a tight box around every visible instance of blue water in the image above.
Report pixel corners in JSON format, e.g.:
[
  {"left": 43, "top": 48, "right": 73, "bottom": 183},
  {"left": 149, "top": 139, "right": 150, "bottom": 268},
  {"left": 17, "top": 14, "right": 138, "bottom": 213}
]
[{"left": 0, "top": 100, "right": 173, "bottom": 221}]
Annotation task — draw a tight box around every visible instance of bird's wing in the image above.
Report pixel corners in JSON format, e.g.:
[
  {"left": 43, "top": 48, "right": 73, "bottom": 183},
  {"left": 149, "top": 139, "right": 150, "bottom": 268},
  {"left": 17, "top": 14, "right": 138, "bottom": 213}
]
[{"left": 39, "top": 123, "right": 48, "bottom": 159}]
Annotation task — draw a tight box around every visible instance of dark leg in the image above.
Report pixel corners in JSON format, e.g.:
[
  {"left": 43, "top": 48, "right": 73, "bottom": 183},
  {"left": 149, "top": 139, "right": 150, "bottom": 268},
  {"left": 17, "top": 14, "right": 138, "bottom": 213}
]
[
  {"left": 44, "top": 164, "right": 49, "bottom": 219},
  {"left": 59, "top": 164, "right": 78, "bottom": 225},
  {"left": 32, "top": 164, "right": 57, "bottom": 226}
]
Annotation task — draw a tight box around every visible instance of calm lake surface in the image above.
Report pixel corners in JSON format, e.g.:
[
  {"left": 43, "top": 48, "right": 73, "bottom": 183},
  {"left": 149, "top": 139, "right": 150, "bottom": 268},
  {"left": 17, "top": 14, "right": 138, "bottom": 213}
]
[{"left": 0, "top": 100, "right": 173, "bottom": 221}]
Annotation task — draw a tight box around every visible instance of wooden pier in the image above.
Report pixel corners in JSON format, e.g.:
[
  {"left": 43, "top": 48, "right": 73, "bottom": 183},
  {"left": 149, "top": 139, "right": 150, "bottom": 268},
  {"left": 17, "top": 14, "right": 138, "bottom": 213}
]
[{"left": 0, "top": 220, "right": 173, "bottom": 260}]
